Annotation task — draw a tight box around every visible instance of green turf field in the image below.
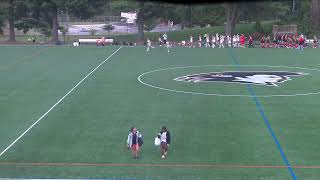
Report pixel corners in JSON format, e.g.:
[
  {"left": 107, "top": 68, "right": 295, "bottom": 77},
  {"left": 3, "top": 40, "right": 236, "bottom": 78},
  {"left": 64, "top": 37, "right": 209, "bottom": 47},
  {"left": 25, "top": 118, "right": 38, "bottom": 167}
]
[{"left": 0, "top": 45, "right": 320, "bottom": 180}]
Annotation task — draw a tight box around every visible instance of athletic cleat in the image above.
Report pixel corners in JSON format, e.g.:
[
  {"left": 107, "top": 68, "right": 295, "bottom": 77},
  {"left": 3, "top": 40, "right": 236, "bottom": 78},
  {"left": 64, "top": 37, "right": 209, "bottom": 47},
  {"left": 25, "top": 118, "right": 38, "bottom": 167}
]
[{"left": 162, "top": 155, "right": 165, "bottom": 159}]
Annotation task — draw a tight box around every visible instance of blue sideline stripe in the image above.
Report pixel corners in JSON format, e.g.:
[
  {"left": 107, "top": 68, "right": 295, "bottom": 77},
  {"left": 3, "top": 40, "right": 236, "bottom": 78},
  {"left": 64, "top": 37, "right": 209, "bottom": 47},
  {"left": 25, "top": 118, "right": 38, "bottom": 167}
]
[{"left": 227, "top": 49, "right": 297, "bottom": 180}]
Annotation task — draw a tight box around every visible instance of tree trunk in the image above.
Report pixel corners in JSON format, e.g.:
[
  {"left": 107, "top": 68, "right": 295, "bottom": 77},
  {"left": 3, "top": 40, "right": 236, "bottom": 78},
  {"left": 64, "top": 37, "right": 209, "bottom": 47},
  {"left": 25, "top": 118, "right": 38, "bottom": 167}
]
[
  {"left": 8, "top": 0, "right": 16, "bottom": 42},
  {"left": 187, "top": 5, "right": 192, "bottom": 28},
  {"left": 51, "top": 8, "right": 59, "bottom": 44},
  {"left": 224, "top": 2, "right": 240, "bottom": 36},
  {"left": 292, "top": 0, "right": 296, "bottom": 14},
  {"left": 310, "top": 0, "right": 320, "bottom": 31},
  {"left": 137, "top": 0, "right": 145, "bottom": 42},
  {"left": 254, "top": 2, "right": 263, "bottom": 33}
]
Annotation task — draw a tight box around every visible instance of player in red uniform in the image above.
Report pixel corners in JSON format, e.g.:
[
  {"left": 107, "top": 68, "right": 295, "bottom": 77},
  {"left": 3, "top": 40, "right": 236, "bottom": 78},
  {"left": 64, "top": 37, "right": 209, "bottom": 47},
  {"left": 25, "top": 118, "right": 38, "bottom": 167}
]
[
  {"left": 293, "top": 35, "right": 299, "bottom": 49},
  {"left": 248, "top": 35, "right": 253, "bottom": 48},
  {"left": 289, "top": 35, "right": 294, "bottom": 48},
  {"left": 298, "top": 35, "right": 305, "bottom": 52},
  {"left": 240, "top": 34, "right": 245, "bottom": 48}
]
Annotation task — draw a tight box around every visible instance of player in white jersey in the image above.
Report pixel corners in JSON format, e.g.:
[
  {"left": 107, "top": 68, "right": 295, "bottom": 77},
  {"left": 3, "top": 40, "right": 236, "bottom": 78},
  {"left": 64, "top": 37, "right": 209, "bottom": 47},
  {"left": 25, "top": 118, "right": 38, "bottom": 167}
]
[
  {"left": 212, "top": 34, "right": 216, "bottom": 48},
  {"left": 163, "top": 33, "right": 168, "bottom": 44},
  {"left": 232, "top": 35, "right": 236, "bottom": 47},
  {"left": 198, "top": 34, "right": 202, "bottom": 47},
  {"left": 219, "top": 35, "right": 225, "bottom": 48},
  {"left": 215, "top": 33, "right": 220, "bottom": 47},
  {"left": 146, "top": 38, "right": 154, "bottom": 52},
  {"left": 236, "top": 34, "right": 240, "bottom": 47},
  {"left": 227, "top": 34, "right": 232, "bottom": 47},
  {"left": 162, "top": 32, "right": 170, "bottom": 52},
  {"left": 205, "top": 34, "right": 210, "bottom": 47},
  {"left": 189, "top": 35, "right": 194, "bottom": 48},
  {"left": 166, "top": 41, "right": 171, "bottom": 52}
]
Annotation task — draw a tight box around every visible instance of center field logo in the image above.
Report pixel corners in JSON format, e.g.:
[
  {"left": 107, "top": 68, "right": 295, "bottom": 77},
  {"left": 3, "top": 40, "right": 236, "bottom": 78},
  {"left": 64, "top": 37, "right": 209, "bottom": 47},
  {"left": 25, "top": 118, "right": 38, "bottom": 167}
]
[{"left": 174, "top": 71, "right": 306, "bottom": 86}]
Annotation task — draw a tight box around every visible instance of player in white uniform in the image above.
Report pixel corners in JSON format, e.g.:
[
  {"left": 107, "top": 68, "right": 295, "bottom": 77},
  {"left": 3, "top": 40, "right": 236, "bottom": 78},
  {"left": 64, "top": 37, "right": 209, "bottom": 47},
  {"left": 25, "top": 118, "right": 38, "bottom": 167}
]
[
  {"left": 205, "top": 33, "right": 210, "bottom": 48},
  {"left": 236, "top": 34, "right": 240, "bottom": 47},
  {"left": 161, "top": 33, "right": 170, "bottom": 52},
  {"left": 232, "top": 35, "right": 236, "bottom": 47},
  {"left": 212, "top": 34, "right": 216, "bottom": 48},
  {"left": 219, "top": 35, "right": 225, "bottom": 48},
  {"left": 163, "top": 33, "right": 168, "bottom": 44},
  {"left": 166, "top": 41, "right": 171, "bottom": 53},
  {"left": 189, "top": 35, "right": 194, "bottom": 48},
  {"left": 146, "top": 38, "right": 154, "bottom": 52},
  {"left": 215, "top": 33, "right": 220, "bottom": 47},
  {"left": 227, "top": 34, "right": 232, "bottom": 47},
  {"left": 198, "top": 34, "right": 202, "bottom": 47}
]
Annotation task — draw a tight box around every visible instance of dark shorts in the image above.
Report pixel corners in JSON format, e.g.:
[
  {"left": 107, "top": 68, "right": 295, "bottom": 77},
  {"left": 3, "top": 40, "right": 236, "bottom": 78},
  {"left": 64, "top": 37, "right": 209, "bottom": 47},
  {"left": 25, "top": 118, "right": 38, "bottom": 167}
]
[{"left": 161, "top": 142, "right": 168, "bottom": 148}]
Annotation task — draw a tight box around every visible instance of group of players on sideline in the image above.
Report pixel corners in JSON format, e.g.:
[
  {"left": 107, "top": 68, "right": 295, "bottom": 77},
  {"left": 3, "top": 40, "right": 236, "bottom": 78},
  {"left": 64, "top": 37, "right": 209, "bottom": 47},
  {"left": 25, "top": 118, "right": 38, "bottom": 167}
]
[
  {"left": 146, "top": 32, "right": 319, "bottom": 52},
  {"left": 127, "top": 126, "right": 171, "bottom": 160}
]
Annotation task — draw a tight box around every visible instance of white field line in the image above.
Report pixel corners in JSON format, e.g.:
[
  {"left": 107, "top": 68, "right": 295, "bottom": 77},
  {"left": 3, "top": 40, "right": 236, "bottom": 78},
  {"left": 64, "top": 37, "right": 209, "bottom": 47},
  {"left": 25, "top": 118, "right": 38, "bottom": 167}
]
[{"left": 0, "top": 46, "right": 123, "bottom": 157}]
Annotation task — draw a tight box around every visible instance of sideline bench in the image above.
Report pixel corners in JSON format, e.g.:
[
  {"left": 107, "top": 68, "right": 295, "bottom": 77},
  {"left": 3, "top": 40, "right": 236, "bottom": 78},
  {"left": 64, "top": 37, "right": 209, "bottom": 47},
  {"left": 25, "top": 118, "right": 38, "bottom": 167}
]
[{"left": 78, "top": 38, "right": 113, "bottom": 45}]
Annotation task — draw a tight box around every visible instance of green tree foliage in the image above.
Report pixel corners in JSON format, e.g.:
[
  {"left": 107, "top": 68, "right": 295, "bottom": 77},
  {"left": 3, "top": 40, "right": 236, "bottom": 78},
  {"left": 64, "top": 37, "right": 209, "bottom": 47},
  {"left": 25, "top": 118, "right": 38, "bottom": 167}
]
[
  {"left": 0, "top": 1, "right": 5, "bottom": 35},
  {"left": 309, "top": 0, "right": 320, "bottom": 34},
  {"left": 6, "top": 0, "right": 107, "bottom": 43},
  {"left": 298, "top": 0, "right": 311, "bottom": 35},
  {"left": 1, "top": 0, "right": 319, "bottom": 42},
  {"left": 105, "top": 0, "right": 137, "bottom": 16},
  {"left": 190, "top": 4, "right": 225, "bottom": 27}
]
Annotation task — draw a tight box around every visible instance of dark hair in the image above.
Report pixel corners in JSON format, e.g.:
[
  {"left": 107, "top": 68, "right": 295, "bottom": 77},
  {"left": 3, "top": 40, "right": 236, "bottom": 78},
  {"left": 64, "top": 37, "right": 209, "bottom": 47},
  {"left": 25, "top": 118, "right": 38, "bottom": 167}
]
[
  {"left": 130, "top": 126, "right": 135, "bottom": 132},
  {"left": 162, "top": 126, "right": 167, "bottom": 132}
]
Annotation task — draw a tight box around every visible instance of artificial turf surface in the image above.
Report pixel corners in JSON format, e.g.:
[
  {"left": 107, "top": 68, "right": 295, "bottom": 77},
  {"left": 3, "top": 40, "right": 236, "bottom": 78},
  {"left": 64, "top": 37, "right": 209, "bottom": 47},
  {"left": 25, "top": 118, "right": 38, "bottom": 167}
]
[{"left": 0, "top": 45, "right": 320, "bottom": 179}]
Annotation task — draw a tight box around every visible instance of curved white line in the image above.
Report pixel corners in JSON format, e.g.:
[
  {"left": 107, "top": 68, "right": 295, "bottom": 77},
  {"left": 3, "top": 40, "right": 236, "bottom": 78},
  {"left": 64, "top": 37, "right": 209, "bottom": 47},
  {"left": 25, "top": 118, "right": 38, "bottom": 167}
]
[{"left": 137, "top": 64, "right": 320, "bottom": 98}]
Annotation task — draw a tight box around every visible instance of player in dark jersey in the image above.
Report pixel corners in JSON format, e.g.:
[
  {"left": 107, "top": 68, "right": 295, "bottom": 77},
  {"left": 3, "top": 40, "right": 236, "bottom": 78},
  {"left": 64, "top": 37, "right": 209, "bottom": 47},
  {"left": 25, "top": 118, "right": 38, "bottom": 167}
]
[
  {"left": 273, "top": 36, "right": 278, "bottom": 48},
  {"left": 248, "top": 35, "right": 253, "bottom": 48},
  {"left": 261, "top": 36, "right": 265, "bottom": 48},
  {"left": 313, "top": 35, "right": 318, "bottom": 48}
]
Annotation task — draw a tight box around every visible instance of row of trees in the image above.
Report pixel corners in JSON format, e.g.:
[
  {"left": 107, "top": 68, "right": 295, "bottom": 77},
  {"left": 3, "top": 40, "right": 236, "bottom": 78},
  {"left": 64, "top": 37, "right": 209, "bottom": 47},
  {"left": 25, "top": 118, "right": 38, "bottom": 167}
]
[
  {"left": 0, "top": 0, "right": 106, "bottom": 43},
  {"left": 134, "top": 0, "right": 320, "bottom": 41},
  {"left": 0, "top": 0, "right": 319, "bottom": 43}
]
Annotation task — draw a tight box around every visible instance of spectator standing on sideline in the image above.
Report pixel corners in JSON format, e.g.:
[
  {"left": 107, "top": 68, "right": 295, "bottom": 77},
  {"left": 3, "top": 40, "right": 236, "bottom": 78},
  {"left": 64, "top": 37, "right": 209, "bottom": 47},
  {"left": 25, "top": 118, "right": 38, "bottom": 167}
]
[
  {"left": 127, "top": 127, "right": 142, "bottom": 159},
  {"left": 157, "top": 126, "right": 171, "bottom": 159}
]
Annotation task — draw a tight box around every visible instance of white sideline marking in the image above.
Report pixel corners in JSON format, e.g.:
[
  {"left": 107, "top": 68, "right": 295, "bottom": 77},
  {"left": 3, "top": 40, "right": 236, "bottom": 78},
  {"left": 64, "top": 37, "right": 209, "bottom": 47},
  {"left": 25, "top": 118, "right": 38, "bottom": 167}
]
[{"left": 0, "top": 46, "right": 123, "bottom": 157}]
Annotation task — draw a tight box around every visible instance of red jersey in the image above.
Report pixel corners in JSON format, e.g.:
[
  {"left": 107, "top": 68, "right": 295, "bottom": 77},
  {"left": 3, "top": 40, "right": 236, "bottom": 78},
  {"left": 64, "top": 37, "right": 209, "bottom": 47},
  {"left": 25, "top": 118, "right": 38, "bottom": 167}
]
[
  {"left": 249, "top": 36, "right": 253, "bottom": 43},
  {"left": 298, "top": 37, "right": 304, "bottom": 44},
  {"left": 240, "top": 35, "right": 245, "bottom": 41}
]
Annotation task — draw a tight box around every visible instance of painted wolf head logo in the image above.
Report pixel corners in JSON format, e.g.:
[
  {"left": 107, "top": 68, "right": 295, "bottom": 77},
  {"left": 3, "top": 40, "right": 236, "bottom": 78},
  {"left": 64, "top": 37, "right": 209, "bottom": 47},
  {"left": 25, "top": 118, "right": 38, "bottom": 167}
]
[{"left": 174, "top": 71, "right": 306, "bottom": 86}]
